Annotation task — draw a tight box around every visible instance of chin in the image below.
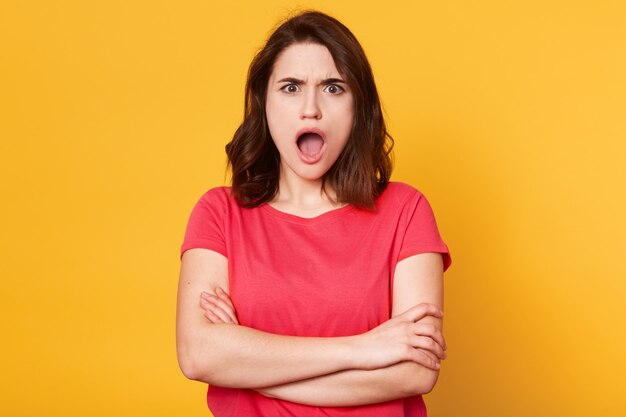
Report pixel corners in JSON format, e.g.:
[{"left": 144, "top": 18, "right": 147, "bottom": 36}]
[
  {"left": 295, "top": 166, "right": 331, "bottom": 181},
  {"left": 298, "top": 171, "right": 327, "bottom": 181}
]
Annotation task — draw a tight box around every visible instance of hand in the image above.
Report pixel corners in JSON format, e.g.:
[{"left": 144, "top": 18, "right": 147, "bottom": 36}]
[
  {"left": 200, "top": 292, "right": 446, "bottom": 371},
  {"left": 356, "top": 303, "right": 447, "bottom": 371},
  {"left": 200, "top": 287, "right": 239, "bottom": 325}
]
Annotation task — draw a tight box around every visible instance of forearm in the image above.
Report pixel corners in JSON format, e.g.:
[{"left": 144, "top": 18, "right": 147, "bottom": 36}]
[
  {"left": 256, "top": 361, "right": 439, "bottom": 407},
  {"left": 182, "top": 268, "right": 446, "bottom": 393},
  {"left": 178, "top": 322, "right": 359, "bottom": 389}
]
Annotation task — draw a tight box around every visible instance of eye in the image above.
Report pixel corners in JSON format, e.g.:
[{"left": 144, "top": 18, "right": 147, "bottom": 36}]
[
  {"left": 281, "top": 84, "right": 300, "bottom": 93},
  {"left": 324, "top": 84, "right": 344, "bottom": 94}
]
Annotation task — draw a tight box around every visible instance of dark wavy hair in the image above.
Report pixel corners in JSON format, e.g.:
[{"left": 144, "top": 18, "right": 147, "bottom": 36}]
[{"left": 225, "top": 10, "right": 394, "bottom": 209}]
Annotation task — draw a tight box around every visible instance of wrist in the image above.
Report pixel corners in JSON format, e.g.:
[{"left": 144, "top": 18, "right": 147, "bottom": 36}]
[{"left": 341, "top": 334, "right": 366, "bottom": 370}]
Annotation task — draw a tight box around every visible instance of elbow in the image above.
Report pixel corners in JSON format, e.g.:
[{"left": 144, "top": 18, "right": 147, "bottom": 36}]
[
  {"left": 178, "top": 356, "right": 200, "bottom": 381},
  {"left": 407, "top": 367, "right": 440, "bottom": 396},
  {"left": 177, "top": 344, "right": 215, "bottom": 383},
  {"left": 418, "top": 371, "right": 439, "bottom": 395},
  {"left": 177, "top": 347, "right": 201, "bottom": 381}
]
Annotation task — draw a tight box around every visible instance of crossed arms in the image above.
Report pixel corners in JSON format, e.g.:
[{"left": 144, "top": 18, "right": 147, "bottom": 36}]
[{"left": 176, "top": 248, "right": 446, "bottom": 407}]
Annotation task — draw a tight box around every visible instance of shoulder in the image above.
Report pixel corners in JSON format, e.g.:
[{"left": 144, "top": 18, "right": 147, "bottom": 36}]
[
  {"left": 187, "top": 186, "right": 238, "bottom": 223},
  {"left": 197, "top": 186, "right": 234, "bottom": 209},
  {"left": 384, "top": 181, "right": 423, "bottom": 195},
  {"left": 200, "top": 185, "right": 232, "bottom": 199},
  {"left": 378, "top": 181, "right": 425, "bottom": 206}
]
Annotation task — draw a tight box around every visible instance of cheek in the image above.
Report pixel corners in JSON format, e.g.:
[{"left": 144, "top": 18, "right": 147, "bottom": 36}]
[
  {"left": 266, "top": 105, "right": 291, "bottom": 146},
  {"left": 265, "top": 102, "right": 280, "bottom": 134},
  {"left": 266, "top": 99, "right": 292, "bottom": 125},
  {"left": 330, "top": 97, "right": 354, "bottom": 126},
  {"left": 338, "top": 105, "right": 354, "bottom": 138}
]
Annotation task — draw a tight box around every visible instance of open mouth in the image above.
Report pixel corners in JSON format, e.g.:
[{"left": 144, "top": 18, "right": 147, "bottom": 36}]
[
  {"left": 294, "top": 127, "right": 326, "bottom": 164},
  {"left": 296, "top": 132, "right": 325, "bottom": 156}
]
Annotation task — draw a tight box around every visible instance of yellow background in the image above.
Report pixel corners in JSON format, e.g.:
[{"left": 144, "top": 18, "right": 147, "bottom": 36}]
[{"left": 1, "top": 1, "right": 624, "bottom": 416}]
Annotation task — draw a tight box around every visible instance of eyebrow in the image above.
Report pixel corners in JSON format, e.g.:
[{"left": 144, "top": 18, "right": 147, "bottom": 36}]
[{"left": 276, "top": 77, "right": 347, "bottom": 85}]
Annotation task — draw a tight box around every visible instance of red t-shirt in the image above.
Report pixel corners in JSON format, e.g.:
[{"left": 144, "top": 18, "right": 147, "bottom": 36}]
[{"left": 180, "top": 181, "right": 451, "bottom": 416}]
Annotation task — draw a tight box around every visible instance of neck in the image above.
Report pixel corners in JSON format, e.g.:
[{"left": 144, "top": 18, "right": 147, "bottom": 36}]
[{"left": 273, "top": 168, "right": 338, "bottom": 209}]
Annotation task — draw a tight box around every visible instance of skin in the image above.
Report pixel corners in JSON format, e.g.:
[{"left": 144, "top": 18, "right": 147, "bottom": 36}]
[
  {"left": 200, "top": 253, "right": 446, "bottom": 406},
  {"left": 177, "top": 249, "right": 445, "bottom": 390},
  {"left": 265, "top": 42, "right": 354, "bottom": 216},
  {"left": 176, "top": 41, "right": 447, "bottom": 405}
]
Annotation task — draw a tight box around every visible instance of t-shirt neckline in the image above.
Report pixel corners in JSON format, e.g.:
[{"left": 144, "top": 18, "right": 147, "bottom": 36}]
[{"left": 260, "top": 202, "right": 354, "bottom": 225}]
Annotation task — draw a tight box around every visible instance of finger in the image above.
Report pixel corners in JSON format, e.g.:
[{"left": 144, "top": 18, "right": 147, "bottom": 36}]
[
  {"left": 200, "top": 297, "right": 223, "bottom": 323},
  {"left": 410, "top": 322, "right": 447, "bottom": 351},
  {"left": 400, "top": 303, "right": 443, "bottom": 323},
  {"left": 201, "top": 297, "right": 235, "bottom": 324},
  {"left": 203, "top": 306, "right": 225, "bottom": 324},
  {"left": 202, "top": 292, "right": 238, "bottom": 324},
  {"left": 408, "top": 348, "right": 441, "bottom": 370},
  {"left": 208, "top": 295, "right": 238, "bottom": 324},
  {"left": 216, "top": 287, "right": 237, "bottom": 312},
  {"left": 420, "top": 349, "right": 443, "bottom": 366},
  {"left": 414, "top": 317, "right": 447, "bottom": 349},
  {"left": 408, "top": 334, "right": 447, "bottom": 359}
]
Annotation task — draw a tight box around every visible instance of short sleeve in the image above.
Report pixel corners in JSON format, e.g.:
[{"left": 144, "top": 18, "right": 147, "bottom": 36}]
[
  {"left": 180, "top": 188, "right": 228, "bottom": 259},
  {"left": 398, "top": 190, "right": 452, "bottom": 271}
]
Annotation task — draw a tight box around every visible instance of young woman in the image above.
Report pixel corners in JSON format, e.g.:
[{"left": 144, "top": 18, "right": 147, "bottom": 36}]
[{"left": 177, "top": 10, "right": 452, "bottom": 417}]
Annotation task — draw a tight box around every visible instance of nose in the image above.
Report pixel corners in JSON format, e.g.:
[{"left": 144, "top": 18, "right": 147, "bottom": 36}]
[{"left": 300, "top": 89, "right": 321, "bottom": 120}]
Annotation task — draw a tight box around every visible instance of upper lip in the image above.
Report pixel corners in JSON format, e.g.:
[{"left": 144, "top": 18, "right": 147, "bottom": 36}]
[{"left": 295, "top": 127, "right": 326, "bottom": 142}]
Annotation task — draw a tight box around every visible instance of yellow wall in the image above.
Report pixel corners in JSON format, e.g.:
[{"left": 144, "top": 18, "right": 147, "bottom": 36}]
[{"left": 1, "top": 1, "right": 624, "bottom": 416}]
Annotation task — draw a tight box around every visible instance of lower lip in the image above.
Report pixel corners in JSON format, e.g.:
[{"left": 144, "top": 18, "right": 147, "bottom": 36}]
[{"left": 296, "top": 142, "right": 326, "bottom": 164}]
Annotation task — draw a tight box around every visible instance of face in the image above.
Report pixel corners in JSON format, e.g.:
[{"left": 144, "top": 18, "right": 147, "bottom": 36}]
[{"left": 265, "top": 42, "right": 354, "bottom": 185}]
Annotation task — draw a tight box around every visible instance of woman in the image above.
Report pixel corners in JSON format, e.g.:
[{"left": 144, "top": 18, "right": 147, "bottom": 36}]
[{"left": 177, "top": 10, "right": 452, "bottom": 416}]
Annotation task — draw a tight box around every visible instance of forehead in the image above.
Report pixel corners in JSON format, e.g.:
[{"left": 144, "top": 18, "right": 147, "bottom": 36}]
[{"left": 270, "top": 43, "right": 341, "bottom": 80}]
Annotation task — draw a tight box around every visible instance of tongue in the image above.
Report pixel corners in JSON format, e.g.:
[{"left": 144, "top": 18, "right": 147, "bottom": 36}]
[{"left": 297, "top": 133, "right": 324, "bottom": 155}]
